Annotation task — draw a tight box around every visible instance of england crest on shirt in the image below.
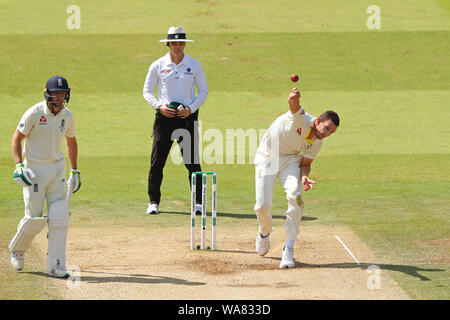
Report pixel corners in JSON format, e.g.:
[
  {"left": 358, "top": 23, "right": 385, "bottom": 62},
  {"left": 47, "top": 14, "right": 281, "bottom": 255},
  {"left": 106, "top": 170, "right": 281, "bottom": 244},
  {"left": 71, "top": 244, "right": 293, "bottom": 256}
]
[{"left": 59, "top": 119, "right": 65, "bottom": 132}]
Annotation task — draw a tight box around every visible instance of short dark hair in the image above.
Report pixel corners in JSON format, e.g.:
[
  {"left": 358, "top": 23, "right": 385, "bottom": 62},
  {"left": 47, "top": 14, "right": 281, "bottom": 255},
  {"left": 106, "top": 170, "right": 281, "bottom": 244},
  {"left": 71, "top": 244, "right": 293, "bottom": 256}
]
[{"left": 320, "top": 110, "right": 340, "bottom": 127}]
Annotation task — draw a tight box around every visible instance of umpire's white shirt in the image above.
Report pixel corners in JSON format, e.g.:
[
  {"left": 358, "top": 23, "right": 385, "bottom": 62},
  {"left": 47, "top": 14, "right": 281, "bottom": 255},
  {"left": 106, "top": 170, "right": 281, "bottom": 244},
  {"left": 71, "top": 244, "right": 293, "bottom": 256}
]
[
  {"left": 143, "top": 52, "right": 208, "bottom": 113},
  {"left": 254, "top": 107, "right": 323, "bottom": 167},
  {"left": 17, "top": 101, "right": 76, "bottom": 164}
]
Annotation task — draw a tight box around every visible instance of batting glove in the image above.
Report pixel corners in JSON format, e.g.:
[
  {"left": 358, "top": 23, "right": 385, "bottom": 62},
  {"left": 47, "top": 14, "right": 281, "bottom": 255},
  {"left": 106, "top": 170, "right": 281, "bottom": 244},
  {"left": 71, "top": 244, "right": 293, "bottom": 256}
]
[
  {"left": 13, "top": 163, "right": 35, "bottom": 187},
  {"left": 67, "top": 168, "right": 82, "bottom": 193}
]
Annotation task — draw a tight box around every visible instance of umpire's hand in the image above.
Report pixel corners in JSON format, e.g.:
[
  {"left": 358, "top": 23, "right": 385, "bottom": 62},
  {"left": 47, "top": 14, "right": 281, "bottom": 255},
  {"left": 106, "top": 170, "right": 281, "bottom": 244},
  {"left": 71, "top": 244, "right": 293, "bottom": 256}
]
[
  {"left": 159, "top": 104, "right": 177, "bottom": 118},
  {"left": 177, "top": 106, "right": 192, "bottom": 119}
]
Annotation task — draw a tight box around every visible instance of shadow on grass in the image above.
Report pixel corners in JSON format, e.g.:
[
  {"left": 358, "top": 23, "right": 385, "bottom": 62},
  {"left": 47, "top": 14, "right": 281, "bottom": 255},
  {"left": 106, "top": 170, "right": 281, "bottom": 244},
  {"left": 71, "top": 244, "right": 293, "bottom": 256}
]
[
  {"left": 160, "top": 210, "right": 317, "bottom": 221},
  {"left": 23, "top": 271, "right": 206, "bottom": 286},
  {"left": 264, "top": 258, "right": 445, "bottom": 281}
]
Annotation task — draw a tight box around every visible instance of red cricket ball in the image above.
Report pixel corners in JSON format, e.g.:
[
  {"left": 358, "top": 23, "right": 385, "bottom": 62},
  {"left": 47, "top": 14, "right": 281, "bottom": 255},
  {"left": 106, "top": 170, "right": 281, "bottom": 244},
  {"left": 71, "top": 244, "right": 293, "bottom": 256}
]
[{"left": 291, "top": 74, "right": 299, "bottom": 82}]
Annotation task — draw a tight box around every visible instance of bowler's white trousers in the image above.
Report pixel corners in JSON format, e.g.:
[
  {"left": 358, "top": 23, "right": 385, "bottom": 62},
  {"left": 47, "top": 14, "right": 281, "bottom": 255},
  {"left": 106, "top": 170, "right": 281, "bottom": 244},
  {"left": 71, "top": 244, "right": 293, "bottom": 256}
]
[{"left": 254, "top": 154, "right": 304, "bottom": 241}]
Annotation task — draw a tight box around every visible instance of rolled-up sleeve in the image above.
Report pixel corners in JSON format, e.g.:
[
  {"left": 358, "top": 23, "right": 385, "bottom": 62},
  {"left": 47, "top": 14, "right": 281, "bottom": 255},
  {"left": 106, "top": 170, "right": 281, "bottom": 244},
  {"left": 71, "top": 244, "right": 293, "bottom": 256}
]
[
  {"left": 143, "top": 62, "right": 160, "bottom": 109},
  {"left": 189, "top": 63, "right": 208, "bottom": 113}
]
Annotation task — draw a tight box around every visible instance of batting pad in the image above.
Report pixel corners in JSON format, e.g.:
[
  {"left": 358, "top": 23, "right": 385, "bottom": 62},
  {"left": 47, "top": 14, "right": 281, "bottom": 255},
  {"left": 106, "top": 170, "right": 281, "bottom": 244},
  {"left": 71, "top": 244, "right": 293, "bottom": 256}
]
[
  {"left": 46, "top": 200, "right": 70, "bottom": 274},
  {"left": 9, "top": 217, "right": 48, "bottom": 253}
]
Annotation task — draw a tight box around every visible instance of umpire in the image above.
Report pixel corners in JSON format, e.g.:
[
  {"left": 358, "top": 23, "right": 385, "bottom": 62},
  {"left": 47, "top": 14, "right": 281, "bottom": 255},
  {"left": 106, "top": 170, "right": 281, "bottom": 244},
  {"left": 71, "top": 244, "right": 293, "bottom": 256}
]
[{"left": 143, "top": 26, "right": 208, "bottom": 215}]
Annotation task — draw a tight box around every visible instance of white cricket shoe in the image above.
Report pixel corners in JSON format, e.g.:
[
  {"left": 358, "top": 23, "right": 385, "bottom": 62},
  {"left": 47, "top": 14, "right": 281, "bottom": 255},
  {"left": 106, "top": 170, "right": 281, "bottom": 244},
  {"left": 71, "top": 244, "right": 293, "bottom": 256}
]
[
  {"left": 195, "top": 204, "right": 202, "bottom": 215},
  {"left": 255, "top": 234, "right": 270, "bottom": 256},
  {"left": 146, "top": 202, "right": 159, "bottom": 214},
  {"left": 48, "top": 267, "right": 70, "bottom": 278},
  {"left": 279, "top": 246, "right": 295, "bottom": 268},
  {"left": 11, "top": 252, "right": 24, "bottom": 271}
]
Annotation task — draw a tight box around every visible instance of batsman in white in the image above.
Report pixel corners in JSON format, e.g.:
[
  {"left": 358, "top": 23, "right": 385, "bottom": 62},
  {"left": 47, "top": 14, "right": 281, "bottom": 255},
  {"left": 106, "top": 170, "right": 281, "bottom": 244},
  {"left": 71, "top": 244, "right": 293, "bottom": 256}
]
[
  {"left": 254, "top": 88, "right": 340, "bottom": 268},
  {"left": 9, "top": 75, "right": 81, "bottom": 278}
]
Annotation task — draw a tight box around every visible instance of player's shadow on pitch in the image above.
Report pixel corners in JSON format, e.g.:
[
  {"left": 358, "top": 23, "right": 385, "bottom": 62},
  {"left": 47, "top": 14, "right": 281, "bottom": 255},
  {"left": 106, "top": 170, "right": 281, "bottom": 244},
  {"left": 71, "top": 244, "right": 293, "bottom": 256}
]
[
  {"left": 160, "top": 210, "right": 317, "bottom": 221},
  {"left": 24, "top": 271, "right": 206, "bottom": 286},
  {"left": 265, "top": 259, "right": 444, "bottom": 281}
]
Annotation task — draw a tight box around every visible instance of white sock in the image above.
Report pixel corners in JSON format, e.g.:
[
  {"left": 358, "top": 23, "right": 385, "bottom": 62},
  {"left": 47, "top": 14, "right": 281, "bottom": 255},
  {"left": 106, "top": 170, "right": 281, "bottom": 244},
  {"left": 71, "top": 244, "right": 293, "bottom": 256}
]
[{"left": 285, "top": 239, "right": 295, "bottom": 250}]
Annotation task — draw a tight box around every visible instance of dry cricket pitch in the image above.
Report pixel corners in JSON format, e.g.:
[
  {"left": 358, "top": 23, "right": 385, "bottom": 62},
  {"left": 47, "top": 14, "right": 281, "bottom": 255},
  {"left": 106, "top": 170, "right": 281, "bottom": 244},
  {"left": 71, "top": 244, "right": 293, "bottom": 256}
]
[{"left": 26, "top": 224, "right": 409, "bottom": 299}]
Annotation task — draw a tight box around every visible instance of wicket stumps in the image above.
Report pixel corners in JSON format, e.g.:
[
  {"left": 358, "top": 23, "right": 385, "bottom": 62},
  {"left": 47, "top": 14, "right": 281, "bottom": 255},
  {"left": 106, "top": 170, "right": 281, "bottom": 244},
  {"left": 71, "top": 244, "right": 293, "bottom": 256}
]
[{"left": 191, "top": 171, "right": 217, "bottom": 250}]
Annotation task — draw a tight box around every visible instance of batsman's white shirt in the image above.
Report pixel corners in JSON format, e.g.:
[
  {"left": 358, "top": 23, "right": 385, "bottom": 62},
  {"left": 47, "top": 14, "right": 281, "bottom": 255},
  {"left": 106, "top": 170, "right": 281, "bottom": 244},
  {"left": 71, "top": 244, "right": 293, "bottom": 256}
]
[
  {"left": 254, "top": 107, "right": 323, "bottom": 168},
  {"left": 143, "top": 52, "right": 208, "bottom": 113},
  {"left": 17, "top": 101, "right": 76, "bottom": 164}
]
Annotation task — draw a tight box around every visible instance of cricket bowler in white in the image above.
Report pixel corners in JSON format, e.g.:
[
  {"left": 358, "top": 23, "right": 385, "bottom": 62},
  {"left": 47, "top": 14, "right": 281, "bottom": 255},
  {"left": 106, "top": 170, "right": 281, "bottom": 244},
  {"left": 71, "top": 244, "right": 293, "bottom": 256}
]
[
  {"left": 254, "top": 88, "right": 340, "bottom": 268},
  {"left": 9, "top": 75, "right": 81, "bottom": 278}
]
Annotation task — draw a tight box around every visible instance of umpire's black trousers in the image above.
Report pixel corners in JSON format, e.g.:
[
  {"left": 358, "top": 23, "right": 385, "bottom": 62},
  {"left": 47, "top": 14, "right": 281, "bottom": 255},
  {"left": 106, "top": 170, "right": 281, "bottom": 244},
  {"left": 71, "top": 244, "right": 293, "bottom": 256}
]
[{"left": 148, "top": 110, "right": 202, "bottom": 205}]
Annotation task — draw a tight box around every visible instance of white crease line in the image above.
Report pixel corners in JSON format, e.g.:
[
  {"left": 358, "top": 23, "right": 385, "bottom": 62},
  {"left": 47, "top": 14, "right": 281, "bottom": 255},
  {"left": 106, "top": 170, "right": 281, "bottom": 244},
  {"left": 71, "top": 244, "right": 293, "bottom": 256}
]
[{"left": 335, "top": 235, "right": 361, "bottom": 266}]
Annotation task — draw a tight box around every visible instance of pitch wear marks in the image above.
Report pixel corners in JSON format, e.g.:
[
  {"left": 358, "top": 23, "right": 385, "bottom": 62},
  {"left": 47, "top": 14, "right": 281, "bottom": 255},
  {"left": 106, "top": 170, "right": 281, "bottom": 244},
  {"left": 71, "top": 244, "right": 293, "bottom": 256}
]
[
  {"left": 143, "top": 52, "right": 208, "bottom": 113},
  {"left": 17, "top": 101, "right": 75, "bottom": 164}
]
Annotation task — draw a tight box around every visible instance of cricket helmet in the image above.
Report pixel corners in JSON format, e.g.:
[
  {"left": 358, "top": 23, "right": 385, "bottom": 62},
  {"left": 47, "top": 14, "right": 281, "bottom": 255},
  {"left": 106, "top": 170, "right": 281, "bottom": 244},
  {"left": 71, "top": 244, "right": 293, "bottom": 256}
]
[{"left": 43, "top": 75, "right": 71, "bottom": 109}]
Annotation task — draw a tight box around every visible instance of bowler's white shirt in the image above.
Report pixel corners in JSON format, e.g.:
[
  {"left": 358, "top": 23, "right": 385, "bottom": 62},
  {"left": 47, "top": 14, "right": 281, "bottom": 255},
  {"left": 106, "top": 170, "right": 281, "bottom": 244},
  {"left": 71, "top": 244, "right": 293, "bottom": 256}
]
[
  {"left": 254, "top": 107, "right": 323, "bottom": 165},
  {"left": 17, "top": 101, "right": 76, "bottom": 164},
  {"left": 143, "top": 52, "right": 208, "bottom": 113}
]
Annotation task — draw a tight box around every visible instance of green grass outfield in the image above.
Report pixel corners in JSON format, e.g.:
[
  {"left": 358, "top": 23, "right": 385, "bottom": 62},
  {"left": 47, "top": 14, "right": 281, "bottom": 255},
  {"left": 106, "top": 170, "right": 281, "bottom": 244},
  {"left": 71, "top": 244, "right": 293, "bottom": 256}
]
[{"left": 0, "top": 0, "right": 449, "bottom": 299}]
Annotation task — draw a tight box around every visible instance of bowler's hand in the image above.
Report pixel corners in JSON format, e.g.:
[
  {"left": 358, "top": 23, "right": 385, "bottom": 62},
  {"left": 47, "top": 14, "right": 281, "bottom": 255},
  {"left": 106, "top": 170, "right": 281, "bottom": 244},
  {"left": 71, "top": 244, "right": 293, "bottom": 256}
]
[
  {"left": 159, "top": 104, "right": 177, "bottom": 118},
  {"left": 288, "top": 88, "right": 301, "bottom": 108},
  {"left": 177, "top": 105, "right": 192, "bottom": 119},
  {"left": 302, "top": 176, "right": 316, "bottom": 191}
]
